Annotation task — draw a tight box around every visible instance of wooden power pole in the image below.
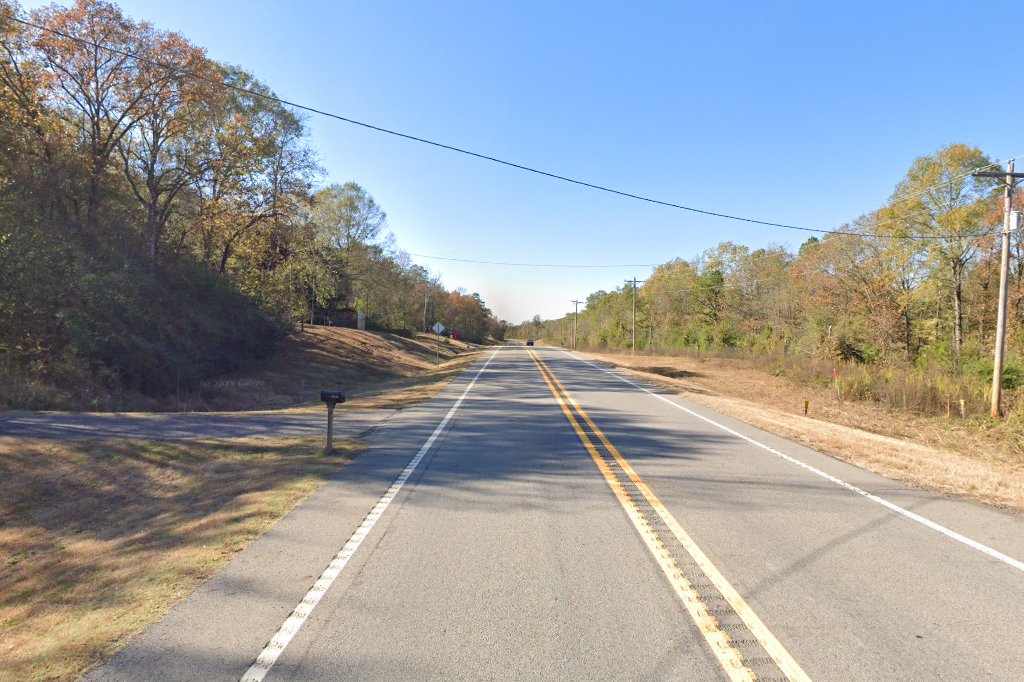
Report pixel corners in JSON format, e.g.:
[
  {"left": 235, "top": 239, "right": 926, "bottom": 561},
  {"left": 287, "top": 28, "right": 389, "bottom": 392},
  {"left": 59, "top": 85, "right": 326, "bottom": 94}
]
[
  {"left": 974, "top": 160, "right": 1024, "bottom": 418},
  {"left": 571, "top": 299, "right": 581, "bottom": 350},
  {"left": 422, "top": 290, "right": 429, "bottom": 333},
  {"left": 626, "top": 277, "right": 641, "bottom": 355}
]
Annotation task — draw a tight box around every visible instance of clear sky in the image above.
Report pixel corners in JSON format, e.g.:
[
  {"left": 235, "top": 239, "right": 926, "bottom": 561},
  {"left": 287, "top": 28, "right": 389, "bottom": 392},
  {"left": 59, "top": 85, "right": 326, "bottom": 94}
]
[{"left": 18, "top": 0, "right": 1024, "bottom": 323}]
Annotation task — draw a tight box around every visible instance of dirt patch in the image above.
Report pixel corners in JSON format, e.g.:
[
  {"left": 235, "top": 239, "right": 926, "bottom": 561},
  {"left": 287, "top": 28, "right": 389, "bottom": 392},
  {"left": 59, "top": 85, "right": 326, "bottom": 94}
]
[
  {"left": 0, "top": 436, "right": 360, "bottom": 681},
  {"left": 582, "top": 351, "right": 1024, "bottom": 513},
  {"left": 642, "top": 366, "right": 704, "bottom": 380}
]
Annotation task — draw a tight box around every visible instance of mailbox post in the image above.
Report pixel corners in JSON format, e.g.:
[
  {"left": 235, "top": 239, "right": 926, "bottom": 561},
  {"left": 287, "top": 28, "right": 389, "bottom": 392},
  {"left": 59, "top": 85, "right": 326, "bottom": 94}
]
[{"left": 320, "top": 390, "right": 345, "bottom": 451}]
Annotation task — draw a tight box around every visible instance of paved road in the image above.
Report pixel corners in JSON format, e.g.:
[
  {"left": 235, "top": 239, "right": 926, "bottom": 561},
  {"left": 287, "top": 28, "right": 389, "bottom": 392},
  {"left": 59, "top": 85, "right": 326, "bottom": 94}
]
[
  {"left": 0, "top": 408, "right": 395, "bottom": 440},
  {"left": 85, "top": 347, "right": 1024, "bottom": 680}
]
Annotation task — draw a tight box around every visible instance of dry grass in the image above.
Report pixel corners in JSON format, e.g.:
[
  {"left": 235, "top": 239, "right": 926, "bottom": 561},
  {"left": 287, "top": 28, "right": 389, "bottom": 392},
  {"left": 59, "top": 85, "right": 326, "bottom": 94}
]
[
  {"left": 582, "top": 351, "right": 1024, "bottom": 513},
  {"left": 0, "top": 436, "right": 360, "bottom": 681},
  {"left": 180, "top": 327, "right": 484, "bottom": 412},
  {"left": 1, "top": 327, "right": 486, "bottom": 413},
  {"left": 0, "top": 332, "right": 487, "bottom": 679}
]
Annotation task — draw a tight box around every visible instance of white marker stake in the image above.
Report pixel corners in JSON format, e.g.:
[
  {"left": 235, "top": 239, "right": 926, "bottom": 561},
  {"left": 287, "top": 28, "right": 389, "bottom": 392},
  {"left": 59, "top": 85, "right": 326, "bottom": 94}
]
[
  {"left": 564, "top": 351, "right": 1024, "bottom": 576},
  {"left": 241, "top": 348, "right": 501, "bottom": 682}
]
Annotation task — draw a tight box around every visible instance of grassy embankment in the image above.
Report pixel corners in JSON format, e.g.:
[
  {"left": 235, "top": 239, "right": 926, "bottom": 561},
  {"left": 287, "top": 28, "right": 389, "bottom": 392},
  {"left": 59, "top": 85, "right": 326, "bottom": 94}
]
[
  {"left": 578, "top": 348, "right": 1024, "bottom": 513},
  {"left": 0, "top": 327, "right": 485, "bottom": 681},
  {"left": 175, "top": 326, "right": 484, "bottom": 412}
]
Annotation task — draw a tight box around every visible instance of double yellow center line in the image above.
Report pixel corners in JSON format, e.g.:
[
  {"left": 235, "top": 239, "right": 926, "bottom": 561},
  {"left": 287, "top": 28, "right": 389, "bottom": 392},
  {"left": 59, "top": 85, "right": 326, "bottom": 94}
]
[{"left": 527, "top": 348, "right": 810, "bottom": 682}]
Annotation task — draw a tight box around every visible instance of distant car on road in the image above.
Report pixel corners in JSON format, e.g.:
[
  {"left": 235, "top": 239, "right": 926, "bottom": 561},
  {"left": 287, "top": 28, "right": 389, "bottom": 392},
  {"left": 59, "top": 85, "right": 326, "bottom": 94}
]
[{"left": 526, "top": 340, "right": 534, "bottom": 346}]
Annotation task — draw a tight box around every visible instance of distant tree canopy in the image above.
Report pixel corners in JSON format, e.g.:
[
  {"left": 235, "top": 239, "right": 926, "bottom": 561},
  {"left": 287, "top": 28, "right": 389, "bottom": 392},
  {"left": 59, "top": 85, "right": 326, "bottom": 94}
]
[
  {"left": 0, "top": 0, "right": 499, "bottom": 408},
  {"left": 511, "top": 144, "right": 1013, "bottom": 391}
]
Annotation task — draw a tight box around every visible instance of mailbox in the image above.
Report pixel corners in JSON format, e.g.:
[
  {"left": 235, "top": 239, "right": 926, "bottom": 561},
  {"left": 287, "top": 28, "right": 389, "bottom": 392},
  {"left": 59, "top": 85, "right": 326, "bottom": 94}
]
[
  {"left": 321, "top": 389, "right": 345, "bottom": 452},
  {"left": 321, "top": 390, "right": 345, "bottom": 405}
]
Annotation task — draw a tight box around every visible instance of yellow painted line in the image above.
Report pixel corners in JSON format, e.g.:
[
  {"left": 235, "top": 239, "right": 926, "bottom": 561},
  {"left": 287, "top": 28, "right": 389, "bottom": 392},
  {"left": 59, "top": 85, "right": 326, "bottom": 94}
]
[
  {"left": 531, "top": 349, "right": 812, "bottom": 682},
  {"left": 527, "top": 349, "right": 755, "bottom": 682}
]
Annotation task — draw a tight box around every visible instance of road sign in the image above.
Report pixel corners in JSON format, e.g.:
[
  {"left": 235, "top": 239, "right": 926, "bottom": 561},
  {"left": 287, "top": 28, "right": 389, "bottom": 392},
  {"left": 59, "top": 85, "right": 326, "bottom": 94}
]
[{"left": 432, "top": 322, "right": 445, "bottom": 335}]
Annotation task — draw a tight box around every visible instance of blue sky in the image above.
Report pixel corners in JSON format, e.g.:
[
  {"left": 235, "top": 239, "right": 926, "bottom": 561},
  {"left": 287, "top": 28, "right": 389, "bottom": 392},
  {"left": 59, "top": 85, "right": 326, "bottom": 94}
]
[{"left": 19, "top": 1, "right": 1023, "bottom": 323}]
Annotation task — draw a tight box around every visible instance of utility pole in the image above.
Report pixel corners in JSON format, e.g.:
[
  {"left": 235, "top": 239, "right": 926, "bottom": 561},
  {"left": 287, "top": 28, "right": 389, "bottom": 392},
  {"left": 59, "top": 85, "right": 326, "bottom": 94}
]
[
  {"left": 974, "top": 161, "right": 1024, "bottom": 419},
  {"left": 310, "top": 273, "right": 316, "bottom": 326},
  {"left": 626, "top": 277, "right": 641, "bottom": 355},
  {"left": 571, "top": 299, "right": 582, "bottom": 350},
  {"left": 423, "top": 290, "right": 429, "bottom": 333}
]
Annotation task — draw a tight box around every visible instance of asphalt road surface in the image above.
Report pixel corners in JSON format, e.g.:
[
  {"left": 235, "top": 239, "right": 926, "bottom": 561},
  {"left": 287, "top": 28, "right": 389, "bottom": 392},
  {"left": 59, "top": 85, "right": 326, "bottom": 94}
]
[
  {"left": 85, "top": 346, "right": 1024, "bottom": 681},
  {"left": 0, "top": 408, "right": 395, "bottom": 440}
]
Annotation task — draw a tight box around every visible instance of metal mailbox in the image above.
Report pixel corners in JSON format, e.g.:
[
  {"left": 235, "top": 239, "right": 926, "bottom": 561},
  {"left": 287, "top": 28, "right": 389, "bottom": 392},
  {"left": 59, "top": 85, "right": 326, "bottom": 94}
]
[
  {"left": 321, "top": 390, "right": 345, "bottom": 405},
  {"left": 321, "top": 389, "right": 345, "bottom": 452}
]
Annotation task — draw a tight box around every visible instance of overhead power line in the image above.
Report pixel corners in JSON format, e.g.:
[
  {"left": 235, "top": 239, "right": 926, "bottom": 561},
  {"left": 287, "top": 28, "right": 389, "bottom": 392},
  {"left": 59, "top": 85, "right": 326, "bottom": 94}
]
[
  {"left": 409, "top": 254, "right": 661, "bottom": 268},
  {"left": 5, "top": 14, "right": 1019, "bottom": 242}
]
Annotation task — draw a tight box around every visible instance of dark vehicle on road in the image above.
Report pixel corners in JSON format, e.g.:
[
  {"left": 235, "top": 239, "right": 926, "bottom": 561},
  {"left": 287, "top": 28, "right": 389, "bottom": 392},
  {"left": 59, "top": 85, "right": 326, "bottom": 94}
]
[{"left": 526, "top": 340, "right": 534, "bottom": 346}]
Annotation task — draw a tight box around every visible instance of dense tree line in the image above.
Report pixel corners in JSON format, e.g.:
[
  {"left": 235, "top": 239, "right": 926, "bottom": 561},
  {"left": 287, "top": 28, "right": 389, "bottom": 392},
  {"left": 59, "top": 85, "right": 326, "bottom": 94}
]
[
  {"left": 0, "top": 0, "right": 498, "bottom": 408},
  {"left": 512, "top": 144, "right": 1022, "bottom": 415}
]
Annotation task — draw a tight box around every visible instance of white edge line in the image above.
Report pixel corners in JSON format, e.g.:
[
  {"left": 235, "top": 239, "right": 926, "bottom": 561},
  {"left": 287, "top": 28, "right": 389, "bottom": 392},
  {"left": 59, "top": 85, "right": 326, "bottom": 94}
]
[
  {"left": 240, "top": 348, "right": 502, "bottom": 682},
  {"left": 560, "top": 350, "right": 1024, "bottom": 575}
]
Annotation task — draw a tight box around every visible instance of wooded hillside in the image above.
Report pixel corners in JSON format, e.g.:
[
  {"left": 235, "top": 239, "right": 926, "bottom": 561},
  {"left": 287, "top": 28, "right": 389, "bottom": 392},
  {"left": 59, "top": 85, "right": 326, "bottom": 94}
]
[{"left": 0, "top": 0, "right": 501, "bottom": 409}]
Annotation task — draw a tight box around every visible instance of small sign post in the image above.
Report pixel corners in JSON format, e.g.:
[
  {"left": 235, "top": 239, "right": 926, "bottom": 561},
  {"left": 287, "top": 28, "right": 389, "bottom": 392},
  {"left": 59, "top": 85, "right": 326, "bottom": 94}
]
[{"left": 432, "top": 322, "right": 445, "bottom": 365}]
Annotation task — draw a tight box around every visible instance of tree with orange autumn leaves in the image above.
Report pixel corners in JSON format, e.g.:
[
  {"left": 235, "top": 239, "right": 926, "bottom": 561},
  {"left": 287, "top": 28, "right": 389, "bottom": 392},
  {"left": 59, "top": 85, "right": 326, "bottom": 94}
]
[{"left": 0, "top": 0, "right": 499, "bottom": 405}]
